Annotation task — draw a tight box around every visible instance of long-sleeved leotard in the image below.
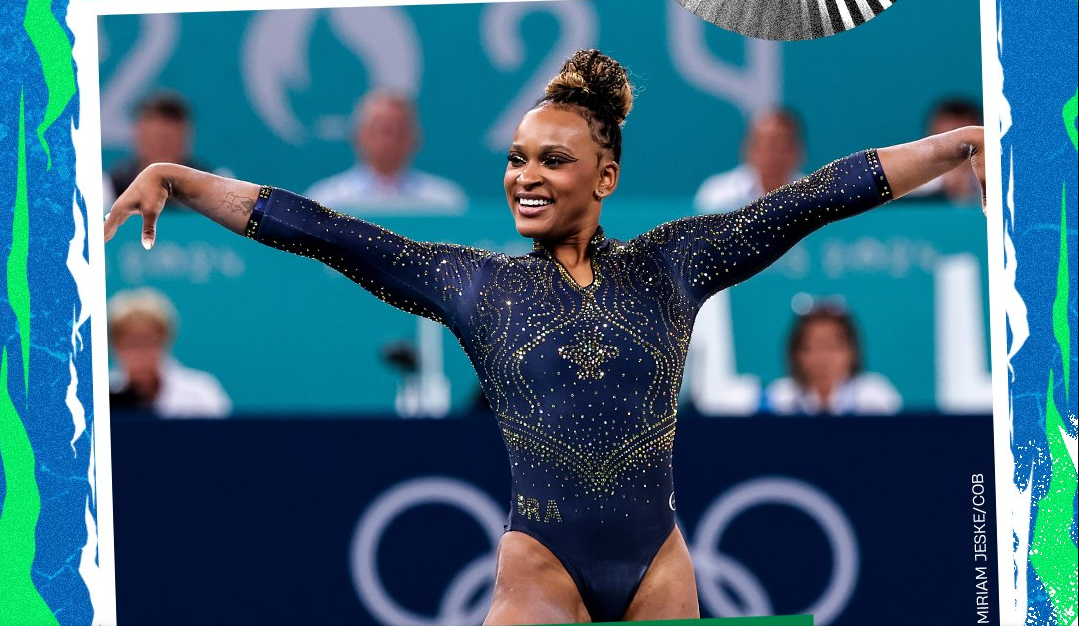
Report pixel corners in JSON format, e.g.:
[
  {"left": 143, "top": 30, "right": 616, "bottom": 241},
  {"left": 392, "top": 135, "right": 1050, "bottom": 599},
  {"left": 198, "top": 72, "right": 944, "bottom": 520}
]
[{"left": 245, "top": 149, "right": 892, "bottom": 621}]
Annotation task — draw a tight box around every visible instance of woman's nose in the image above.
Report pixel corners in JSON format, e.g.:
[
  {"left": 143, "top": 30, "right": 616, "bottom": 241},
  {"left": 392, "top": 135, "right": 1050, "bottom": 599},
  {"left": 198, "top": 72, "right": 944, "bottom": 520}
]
[{"left": 518, "top": 162, "right": 542, "bottom": 187}]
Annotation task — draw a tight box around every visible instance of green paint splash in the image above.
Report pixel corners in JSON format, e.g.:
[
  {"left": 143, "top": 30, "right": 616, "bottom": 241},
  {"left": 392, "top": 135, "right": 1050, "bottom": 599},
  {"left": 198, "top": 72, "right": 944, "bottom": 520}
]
[
  {"left": 8, "top": 92, "right": 31, "bottom": 397},
  {"left": 22, "top": 0, "right": 75, "bottom": 170},
  {"left": 1053, "top": 186, "right": 1071, "bottom": 398},
  {"left": 0, "top": 350, "right": 59, "bottom": 626},
  {"left": 1065, "top": 89, "right": 1078, "bottom": 152},
  {"left": 1028, "top": 371, "right": 1079, "bottom": 625},
  {"left": 1028, "top": 185, "right": 1078, "bottom": 625}
]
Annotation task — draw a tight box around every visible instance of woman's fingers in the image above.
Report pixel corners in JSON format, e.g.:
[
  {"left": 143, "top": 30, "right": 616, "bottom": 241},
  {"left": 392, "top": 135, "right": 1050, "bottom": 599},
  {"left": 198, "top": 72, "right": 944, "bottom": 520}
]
[
  {"left": 141, "top": 209, "right": 159, "bottom": 250},
  {"left": 103, "top": 198, "right": 162, "bottom": 246},
  {"left": 970, "top": 148, "right": 987, "bottom": 215},
  {"left": 103, "top": 204, "right": 134, "bottom": 243},
  {"left": 104, "top": 168, "right": 168, "bottom": 244}
]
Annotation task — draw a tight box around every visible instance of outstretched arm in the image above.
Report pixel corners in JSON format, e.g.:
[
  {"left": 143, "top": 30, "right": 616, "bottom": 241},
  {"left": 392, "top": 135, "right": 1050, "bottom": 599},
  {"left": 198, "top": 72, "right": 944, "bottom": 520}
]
[
  {"left": 643, "top": 126, "right": 985, "bottom": 305},
  {"left": 104, "top": 163, "right": 489, "bottom": 326}
]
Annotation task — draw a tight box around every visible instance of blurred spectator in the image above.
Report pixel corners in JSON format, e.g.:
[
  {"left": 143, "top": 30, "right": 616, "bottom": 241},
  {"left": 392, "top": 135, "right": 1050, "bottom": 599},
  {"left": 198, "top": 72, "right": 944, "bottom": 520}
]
[
  {"left": 763, "top": 304, "right": 901, "bottom": 415},
  {"left": 108, "top": 288, "right": 231, "bottom": 418},
  {"left": 304, "top": 91, "right": 467, "bottom": 215},
  {"left": 906, "top": 98, "right": 983, "bottom": 204},
  {"left": 685, "top": 108, "right": 807, "bottom": 415},
  {"left": 104, "top": 91, "right": 231, "bottom": 209},
  {"left": 306, "top": 91, "right": 459, "bottom": 416},
  {"left": 694, "top": 107, "right": 806, "bottom": 214}
]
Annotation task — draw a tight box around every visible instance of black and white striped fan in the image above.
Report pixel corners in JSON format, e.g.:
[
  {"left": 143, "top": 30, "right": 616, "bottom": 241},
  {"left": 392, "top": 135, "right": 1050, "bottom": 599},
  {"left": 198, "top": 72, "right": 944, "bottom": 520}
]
[{"left": 675, "top": 0, "right": 898, "bottom": 40}]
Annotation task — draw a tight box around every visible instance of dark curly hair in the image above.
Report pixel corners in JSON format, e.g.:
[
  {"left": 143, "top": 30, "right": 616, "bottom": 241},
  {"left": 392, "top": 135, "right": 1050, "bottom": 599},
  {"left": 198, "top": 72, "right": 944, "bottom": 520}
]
[{"left": 538, "top": 49, "right": 634, "bottom": 163}]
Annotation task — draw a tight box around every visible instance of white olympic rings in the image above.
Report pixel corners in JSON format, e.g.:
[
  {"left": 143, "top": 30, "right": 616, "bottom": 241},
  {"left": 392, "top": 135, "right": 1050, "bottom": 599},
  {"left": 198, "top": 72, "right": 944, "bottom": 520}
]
[
  {"left": 348, "top": 477, "right": 504, "bottom": 626},
  {"left": 349, "top": 475, "right": 858, "bottom": 626},
  {"left": 692, "top": 476, "right": 859, "bottom": 625}
]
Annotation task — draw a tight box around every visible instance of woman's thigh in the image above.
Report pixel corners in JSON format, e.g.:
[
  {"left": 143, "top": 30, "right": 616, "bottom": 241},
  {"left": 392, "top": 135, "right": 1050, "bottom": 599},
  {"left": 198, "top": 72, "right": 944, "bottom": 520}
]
[
  {"left": 622, "top": 526, "right": 701, "bottom": 620},
  {"left": 483, "top": 531, "right": 590, "bottom": 625}
]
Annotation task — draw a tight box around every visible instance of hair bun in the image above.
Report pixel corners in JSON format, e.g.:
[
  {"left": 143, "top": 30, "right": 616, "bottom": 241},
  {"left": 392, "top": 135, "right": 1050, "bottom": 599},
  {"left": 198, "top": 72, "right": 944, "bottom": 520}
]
[{"left": 544, "top": 49, "right": 633, "bottom": 126}]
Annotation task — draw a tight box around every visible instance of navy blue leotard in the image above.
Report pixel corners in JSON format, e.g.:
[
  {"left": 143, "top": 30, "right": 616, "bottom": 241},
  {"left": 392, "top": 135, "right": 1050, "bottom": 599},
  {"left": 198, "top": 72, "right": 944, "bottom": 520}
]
[{"left": 245, "top": 150, "right": 892, "bottom": 621}]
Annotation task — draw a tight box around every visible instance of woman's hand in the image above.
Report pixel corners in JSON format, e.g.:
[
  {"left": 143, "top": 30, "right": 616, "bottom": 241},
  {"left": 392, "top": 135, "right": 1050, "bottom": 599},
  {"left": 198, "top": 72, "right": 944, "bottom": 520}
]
[
  {"left": 967, "top": 135, "right": 988, "bottom": 213},
  {"left": 104, "top": 163, "right": 173, "bottom": 249},
  {"left": 877, "top": 125, "right": 987, "bottom": 212},
  {"left": 103, "top": 163, "right": 262, "bottom": 246}
]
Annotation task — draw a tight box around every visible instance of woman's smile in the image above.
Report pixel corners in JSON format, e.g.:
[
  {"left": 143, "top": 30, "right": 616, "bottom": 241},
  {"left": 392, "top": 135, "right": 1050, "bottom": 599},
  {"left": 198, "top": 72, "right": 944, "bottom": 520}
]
[{"left": 515, "top": 193, "right": 555, "bottom": 217}]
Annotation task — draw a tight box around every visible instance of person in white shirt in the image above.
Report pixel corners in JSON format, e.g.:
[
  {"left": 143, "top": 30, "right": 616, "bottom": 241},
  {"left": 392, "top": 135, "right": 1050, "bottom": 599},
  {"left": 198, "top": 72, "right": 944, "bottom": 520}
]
[
  {"left": 686, "top": 108, "right": 807, "bottom": 414},
  {"left": 306, "top": 91, "right": 460, "bottom": 415},
  {"left": 304, "top": 91, "right": 467, "bottom": 215},
  {"left": 763, "top": 303, "right": 902, "bottom": 415},
  {"left": 108, "top": 288, "right": 231, "bottom": 418},
  {"left": 694, "top": 107, "right": 806, "bottom": 214}
]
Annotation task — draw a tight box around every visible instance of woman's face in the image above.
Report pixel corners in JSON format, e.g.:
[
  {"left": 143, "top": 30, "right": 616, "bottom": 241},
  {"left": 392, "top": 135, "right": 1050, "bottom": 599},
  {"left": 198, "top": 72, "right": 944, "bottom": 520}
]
[
  {"left": 504, "top": 106, "right": 618, "bottom": 241},
  {"left": 795, "top": 319, "right": 855, "bottom": 389}
]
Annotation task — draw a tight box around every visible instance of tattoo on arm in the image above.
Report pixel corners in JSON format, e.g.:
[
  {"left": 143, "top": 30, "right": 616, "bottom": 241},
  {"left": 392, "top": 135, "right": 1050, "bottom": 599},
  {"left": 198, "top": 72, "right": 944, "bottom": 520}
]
[{"left": 221, "top": 190, "right": 256, "bottom": 217}]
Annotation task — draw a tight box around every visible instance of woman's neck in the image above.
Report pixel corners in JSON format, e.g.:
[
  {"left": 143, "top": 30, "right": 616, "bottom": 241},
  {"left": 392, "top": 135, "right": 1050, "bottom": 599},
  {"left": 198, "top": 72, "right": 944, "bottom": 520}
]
[{"left": 543, "top": 224, "right": 599, "bottom": 285}]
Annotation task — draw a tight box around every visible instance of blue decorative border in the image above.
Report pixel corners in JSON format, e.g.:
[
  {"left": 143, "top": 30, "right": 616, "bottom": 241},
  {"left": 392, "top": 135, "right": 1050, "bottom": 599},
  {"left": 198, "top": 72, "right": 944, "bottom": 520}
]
[
  {"left": 1, "top": 0, "right": 96, "bottom": 624},
  {"left": 0, "top": 0, "right": 1074, "bottom": 624}
]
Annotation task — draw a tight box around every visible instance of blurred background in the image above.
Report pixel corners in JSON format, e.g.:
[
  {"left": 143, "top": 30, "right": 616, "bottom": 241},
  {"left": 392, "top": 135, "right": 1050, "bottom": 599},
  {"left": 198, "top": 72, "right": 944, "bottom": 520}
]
[{"left": 99, "top": 1, "right": 998, "bottom": 625}]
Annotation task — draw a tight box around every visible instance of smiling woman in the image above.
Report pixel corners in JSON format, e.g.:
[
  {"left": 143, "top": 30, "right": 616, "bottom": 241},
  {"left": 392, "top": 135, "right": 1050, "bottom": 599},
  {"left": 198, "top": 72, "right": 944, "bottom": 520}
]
[{"left": 103, "top": 49, "right": 986, "bottom": 623}]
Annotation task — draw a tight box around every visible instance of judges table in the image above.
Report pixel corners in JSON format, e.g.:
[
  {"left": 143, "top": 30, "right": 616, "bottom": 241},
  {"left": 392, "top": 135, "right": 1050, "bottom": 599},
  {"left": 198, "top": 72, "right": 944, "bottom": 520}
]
[{"left": 103, "top": 202, "right": 991, "bottom": 417}]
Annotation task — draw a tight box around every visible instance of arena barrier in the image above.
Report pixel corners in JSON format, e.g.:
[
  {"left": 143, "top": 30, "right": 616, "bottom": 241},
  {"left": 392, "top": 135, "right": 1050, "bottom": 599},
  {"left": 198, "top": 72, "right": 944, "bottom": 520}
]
[{"left": 111, "top": 412, "right": 997, "bottom": 626}]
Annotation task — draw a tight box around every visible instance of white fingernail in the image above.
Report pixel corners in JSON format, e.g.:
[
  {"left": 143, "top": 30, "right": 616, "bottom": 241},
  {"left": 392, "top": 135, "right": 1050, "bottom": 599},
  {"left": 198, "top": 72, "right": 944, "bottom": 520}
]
[{"left": 142, "top": 237, "right": 153, "bottom": 250}]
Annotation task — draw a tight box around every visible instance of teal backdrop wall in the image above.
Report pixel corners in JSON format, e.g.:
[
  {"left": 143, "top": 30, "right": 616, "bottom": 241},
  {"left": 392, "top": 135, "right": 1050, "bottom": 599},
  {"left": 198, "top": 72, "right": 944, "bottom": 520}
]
[
  {"left": 97, "top": 0, "right": 989, "bottom": 414},
  {"left": 97, "top": 0, "right": 982, "bottom": 198}
]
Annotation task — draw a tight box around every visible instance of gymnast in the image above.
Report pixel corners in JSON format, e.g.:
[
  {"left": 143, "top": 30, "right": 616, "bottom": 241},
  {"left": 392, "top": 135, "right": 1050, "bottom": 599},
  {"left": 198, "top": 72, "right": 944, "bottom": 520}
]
[{"left": 105, "top": 49, "right": 986, "bottom": 623}]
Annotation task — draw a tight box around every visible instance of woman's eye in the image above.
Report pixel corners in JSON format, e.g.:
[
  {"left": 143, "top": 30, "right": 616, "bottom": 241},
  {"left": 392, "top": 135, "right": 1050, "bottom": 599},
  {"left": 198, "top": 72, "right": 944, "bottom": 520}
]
[
  {"left": 543, "top": 156, "right": 567, "bottom": 166},
  {"left": 507, "top": 154, "right": 525, "bottom": 166}
]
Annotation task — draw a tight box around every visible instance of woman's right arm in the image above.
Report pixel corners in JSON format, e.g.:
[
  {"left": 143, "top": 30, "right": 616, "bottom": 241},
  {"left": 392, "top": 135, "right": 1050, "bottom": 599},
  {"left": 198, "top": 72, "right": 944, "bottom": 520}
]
[
  {"left": 104, "top": 163, "right": 260, "bottom": 247},
  {"left": 105, "top": 164, "right": 489, "bottom": 326}
]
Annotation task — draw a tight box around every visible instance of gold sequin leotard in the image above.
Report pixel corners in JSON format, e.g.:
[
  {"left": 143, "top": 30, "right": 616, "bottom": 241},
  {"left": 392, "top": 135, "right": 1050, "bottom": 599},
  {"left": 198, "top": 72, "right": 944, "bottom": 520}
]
[{"left": 245, "top": 149, "right": 892, "bottom": 620}]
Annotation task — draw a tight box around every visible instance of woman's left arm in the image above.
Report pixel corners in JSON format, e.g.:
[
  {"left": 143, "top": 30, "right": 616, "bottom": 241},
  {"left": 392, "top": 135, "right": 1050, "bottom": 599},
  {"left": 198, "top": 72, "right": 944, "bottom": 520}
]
[
  {"left": 877, "top": 125, "right": 985, "bottom": 205},
  {"left": 642, "top": 126, "right": 985, "bottom": 306}
]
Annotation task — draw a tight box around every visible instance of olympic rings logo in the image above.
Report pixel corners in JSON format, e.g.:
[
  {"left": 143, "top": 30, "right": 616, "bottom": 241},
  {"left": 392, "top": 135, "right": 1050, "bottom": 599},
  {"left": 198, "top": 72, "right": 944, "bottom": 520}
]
[
  {"left": 690, "top": 476, "right": 859, "bottom": 625},
  {"left": 349, "top": 476, "right": 859, "bottom": 626}
]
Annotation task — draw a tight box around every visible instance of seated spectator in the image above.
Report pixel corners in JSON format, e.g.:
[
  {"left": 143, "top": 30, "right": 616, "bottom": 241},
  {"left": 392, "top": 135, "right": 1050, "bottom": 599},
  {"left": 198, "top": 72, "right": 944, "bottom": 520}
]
[
  {"left": 108, "top": 288, "right": 231, "bottom": 418},
  {"left": 694, "top": 107, "right": 806, "bottom": 214},
  {"left": 905, "top": 98, "right": 984, "bottom": 204},
  {"left": 104, "top": 91, "right": 229, "bottom": 209},
  {"left": 686, "top": 108, "right": 807, "bottom": 415},
  {"left": 763, "top": 303, "right": 901, "bottom": 415},
  {"left": 304, "top": 91, "right": 467, "bottom": 214}
]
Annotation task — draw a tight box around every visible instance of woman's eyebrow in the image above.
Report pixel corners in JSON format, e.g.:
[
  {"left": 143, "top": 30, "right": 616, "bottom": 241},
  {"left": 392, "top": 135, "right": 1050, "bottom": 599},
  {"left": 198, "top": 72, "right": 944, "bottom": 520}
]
[{"left": 508, "top": 143, "right": 575, "bottom": 153}]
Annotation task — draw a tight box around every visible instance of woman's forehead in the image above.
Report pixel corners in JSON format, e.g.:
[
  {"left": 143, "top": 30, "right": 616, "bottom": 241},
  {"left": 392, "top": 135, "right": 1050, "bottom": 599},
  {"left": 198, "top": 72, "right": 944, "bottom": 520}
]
[{"left": 512, "top": 106, "right": 594, "bottom": 149}]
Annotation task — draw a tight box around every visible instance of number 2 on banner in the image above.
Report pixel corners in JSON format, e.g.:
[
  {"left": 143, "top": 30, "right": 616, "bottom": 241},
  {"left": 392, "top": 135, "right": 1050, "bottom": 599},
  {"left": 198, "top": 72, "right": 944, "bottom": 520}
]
[
  {"left": 666, "top": 3, "right": 779, "bottom": 117},
  {"left": 481, "top": 2, "right": 598, "bottom": 152},
  {"left": 99, "top": 14, "right": 179, "bottom": 148}
]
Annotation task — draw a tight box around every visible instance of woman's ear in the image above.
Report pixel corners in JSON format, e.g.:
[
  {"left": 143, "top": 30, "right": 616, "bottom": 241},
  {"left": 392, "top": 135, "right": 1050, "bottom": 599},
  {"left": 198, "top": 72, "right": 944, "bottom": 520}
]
[{"left": 595, "top": 159, "right": 620, "bottom": 200}]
